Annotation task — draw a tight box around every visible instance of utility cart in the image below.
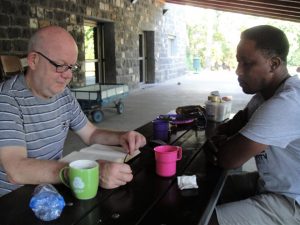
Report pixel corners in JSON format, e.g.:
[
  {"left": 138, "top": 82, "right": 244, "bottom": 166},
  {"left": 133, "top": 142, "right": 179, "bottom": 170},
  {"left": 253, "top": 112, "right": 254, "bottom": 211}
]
[{"left": 71, "top": 84, "right": 129, "bottom": 123}]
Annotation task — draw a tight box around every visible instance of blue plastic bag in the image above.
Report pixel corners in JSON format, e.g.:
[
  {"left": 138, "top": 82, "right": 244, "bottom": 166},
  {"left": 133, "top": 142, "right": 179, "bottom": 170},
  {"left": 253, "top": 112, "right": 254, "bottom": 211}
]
[{"left": 29, "top": 184, "right": 65, "bottom": 221}]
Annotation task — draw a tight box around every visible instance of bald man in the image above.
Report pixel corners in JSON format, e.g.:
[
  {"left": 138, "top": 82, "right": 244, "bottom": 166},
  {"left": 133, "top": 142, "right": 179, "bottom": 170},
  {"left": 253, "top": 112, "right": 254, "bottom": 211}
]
[{"left": 0, "top": 26, "right": 146, "bottom": 197}]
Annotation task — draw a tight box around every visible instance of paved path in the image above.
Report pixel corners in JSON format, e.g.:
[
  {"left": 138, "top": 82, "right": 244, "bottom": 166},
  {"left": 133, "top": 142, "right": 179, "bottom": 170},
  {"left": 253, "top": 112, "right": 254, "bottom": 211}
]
[
  {"left": 64, "top": 70, "right": 252, "bottom": 154},
  {"left": 95, "top": 70, "right": 251, "bottom": 131}
]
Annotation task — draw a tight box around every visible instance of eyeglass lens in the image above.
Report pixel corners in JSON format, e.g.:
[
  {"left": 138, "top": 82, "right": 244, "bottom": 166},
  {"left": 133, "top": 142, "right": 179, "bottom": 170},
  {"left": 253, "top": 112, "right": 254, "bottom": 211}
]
[{"left": 35, "top": 51, "right": 80, "bottom": 73}]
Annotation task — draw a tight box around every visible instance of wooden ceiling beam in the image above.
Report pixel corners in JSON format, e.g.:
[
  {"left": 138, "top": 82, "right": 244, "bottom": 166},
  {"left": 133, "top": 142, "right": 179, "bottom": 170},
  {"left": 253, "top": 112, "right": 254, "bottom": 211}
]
[
  {"left": 166, "top": 0, "right": 300, "bottom": 8},
  {"left": 166, "top": 0, "right": 300, "bottom": 13},
  {"left": 181, "top": 1, "right": 300, "bottom": 18},
  {"left": 194, "top": 5, "right": 300, "bottom": 23},
  {"left": 165, "top": 0, "right": 300, "bottom": 23}
]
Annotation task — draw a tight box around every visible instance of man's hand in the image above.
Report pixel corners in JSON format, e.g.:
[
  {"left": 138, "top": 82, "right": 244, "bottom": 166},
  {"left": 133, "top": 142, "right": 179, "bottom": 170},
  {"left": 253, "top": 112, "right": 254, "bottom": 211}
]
[
  {"left": 119, "top": 131, "right": 146, "bottom": 155},
  {"left": 203, "top": 135, "right": 228, "bottom": 166},
  {"left": 203, "top": 139, "right": 219, "bottom": 166},
  {"left": 98, "top": 161, "right": 133, "bottom": 189},
  {"left": 210, "top": 135, "right": 228, "bottom": 147}
]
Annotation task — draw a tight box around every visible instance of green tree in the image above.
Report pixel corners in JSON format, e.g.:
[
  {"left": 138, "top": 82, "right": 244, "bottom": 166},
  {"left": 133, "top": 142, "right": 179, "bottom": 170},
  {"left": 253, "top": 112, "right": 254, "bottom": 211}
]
[
  {"left": 186, "top": 24, "right": 207, "bottom": 70},
  {"left": 185, "top": 7, "right": 300, "bottom": 71},
  {"left": 84, "top": 26, "right": 95, "bottom": 60}
]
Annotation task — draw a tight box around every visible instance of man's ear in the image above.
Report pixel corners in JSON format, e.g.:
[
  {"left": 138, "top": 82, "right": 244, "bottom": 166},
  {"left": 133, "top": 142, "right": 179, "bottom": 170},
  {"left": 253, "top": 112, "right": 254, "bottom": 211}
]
[
  {"left": 269, "top": 56, "right": 281, "bottom": 72},
  {"left": 27, "top": 52, "right": 38, "bottom": 70}
]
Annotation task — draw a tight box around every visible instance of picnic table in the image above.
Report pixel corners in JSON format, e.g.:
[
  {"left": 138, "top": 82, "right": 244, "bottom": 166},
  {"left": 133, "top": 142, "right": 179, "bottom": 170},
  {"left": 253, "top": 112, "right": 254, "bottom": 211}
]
[{"left": 0, "top": 120, "right": 228, "bottom": 225}]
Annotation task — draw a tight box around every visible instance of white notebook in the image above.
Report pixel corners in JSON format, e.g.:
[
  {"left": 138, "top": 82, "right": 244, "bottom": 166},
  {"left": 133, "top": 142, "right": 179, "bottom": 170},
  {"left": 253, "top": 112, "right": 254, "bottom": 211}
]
[{"left": 60, "top": 144, "right": 141, "bottom": 163}]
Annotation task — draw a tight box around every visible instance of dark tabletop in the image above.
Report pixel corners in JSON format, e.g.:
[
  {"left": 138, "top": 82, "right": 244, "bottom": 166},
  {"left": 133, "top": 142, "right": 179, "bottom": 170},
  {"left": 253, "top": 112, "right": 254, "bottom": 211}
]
[{"left": 0, "top": 121, "right": 227, "bottom": 225}]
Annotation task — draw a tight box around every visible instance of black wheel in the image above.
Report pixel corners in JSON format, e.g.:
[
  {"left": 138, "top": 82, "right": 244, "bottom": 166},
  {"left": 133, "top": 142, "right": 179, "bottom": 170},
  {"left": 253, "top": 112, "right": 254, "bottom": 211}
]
[
  {"left": 116, "top": 102, "right": 124, "bottom": 114},
  {"left": 92, "top": 110, "right": 104, "bottom": 123}
]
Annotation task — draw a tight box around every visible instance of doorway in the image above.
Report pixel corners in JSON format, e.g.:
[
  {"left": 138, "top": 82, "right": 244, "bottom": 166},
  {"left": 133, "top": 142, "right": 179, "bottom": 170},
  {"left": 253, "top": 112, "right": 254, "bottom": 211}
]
[
  {"left": 139, "top": 33, "right": 145, "bottom": 83},
  {"left": 139, "top": 31, "right": 155, "bottom": 83},
  {"left": 84, "top": 20, "right": 116, "bottom": 85}
]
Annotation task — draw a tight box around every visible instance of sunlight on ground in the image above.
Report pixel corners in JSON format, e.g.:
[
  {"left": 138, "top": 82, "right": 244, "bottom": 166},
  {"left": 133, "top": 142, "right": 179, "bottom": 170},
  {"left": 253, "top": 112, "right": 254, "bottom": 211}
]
[{"left": 160, "top": 69, "right": 243, "bottom": 96}]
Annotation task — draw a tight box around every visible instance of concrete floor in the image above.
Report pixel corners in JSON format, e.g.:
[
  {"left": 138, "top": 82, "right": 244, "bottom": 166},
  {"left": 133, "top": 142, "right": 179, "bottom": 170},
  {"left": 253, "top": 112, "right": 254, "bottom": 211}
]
[{"left": 64, "top": 70, "right": 257, "bottom": 171}]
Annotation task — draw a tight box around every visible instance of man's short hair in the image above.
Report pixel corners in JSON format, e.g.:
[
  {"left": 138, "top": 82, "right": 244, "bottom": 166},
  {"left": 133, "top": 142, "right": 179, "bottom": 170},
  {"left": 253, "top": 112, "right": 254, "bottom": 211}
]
[{"left": 241, "top": 25, "right": 289, "bottom": 63}]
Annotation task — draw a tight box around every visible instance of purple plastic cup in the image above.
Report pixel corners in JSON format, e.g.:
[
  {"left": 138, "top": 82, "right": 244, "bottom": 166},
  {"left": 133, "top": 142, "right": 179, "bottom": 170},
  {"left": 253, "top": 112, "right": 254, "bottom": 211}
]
[{"left": 152, "top": 119, "right": 169, "bottom": 142}]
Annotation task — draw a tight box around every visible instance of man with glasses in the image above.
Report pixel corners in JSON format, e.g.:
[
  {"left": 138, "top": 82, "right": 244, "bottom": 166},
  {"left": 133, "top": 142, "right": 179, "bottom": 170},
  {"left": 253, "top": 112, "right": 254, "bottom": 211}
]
[{"left": 0, "top": 25, "right": 146, "bottom": 197}]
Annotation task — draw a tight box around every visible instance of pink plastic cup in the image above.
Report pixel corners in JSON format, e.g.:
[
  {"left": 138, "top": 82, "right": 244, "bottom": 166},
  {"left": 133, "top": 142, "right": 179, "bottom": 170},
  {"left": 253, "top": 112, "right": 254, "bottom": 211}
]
[{"left": 153, "top": 145, "right": 182, "bottom": 177}]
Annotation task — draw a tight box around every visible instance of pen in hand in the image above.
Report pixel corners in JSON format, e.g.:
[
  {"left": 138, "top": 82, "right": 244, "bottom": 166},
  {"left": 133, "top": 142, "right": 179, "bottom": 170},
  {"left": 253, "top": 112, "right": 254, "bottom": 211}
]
[{"left": 123, "top": 153, "right": 129, "bottom": 163}]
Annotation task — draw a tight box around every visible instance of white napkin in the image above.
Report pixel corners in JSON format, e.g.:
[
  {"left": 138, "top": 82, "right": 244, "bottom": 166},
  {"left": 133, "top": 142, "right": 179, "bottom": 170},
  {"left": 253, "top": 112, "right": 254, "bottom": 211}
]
[{"left": 177, "top": 175, "right": 198, "bottom": 190}]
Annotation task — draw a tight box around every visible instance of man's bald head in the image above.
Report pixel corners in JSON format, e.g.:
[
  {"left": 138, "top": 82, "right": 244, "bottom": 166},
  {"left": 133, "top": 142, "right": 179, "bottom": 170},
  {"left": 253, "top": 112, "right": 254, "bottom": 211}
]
[{"left": 28, "top": 26, "right": 78, "bottom": 56}]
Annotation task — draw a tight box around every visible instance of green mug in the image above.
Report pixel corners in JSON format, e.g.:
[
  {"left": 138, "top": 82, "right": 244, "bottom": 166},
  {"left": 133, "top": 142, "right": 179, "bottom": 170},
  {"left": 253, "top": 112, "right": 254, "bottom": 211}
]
[{"left": 59, "top": 159, "right": 99, "bottom": 200}]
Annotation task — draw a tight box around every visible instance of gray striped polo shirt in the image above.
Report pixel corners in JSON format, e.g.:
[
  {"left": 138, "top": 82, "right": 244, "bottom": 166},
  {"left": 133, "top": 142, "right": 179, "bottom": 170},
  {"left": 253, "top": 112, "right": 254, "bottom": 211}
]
[{"left": 0, "top": 74, "right": 87, "bottom": 196}]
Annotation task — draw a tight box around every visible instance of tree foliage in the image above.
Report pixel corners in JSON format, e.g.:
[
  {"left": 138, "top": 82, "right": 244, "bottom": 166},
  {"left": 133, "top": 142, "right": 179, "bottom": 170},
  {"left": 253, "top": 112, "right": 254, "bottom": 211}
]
[
  {"left": 84, "top": 26, "right": 95, "bottom": 60},
  {"left": 185, "top": 7, "right": 300, "bottom": 71}
]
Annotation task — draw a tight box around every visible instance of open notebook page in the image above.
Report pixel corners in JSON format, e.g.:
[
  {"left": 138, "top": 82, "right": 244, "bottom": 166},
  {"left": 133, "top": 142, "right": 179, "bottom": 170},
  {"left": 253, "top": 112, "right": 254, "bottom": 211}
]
[{"left": 60, "top": 144, "right": 140, "bottom": 163}]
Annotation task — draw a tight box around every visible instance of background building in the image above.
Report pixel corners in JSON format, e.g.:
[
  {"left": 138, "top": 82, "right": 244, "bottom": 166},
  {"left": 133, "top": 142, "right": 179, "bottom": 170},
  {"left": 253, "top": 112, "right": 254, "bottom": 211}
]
[{"left": 0, "top": 0, "right": 188, "bottom": 89}]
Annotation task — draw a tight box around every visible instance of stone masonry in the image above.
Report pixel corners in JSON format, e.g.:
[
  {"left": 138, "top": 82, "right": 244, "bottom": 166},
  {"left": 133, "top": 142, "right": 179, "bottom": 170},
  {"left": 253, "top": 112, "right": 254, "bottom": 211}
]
[{"left": 0, "top": 0, "right": 187, "bottom": 89}]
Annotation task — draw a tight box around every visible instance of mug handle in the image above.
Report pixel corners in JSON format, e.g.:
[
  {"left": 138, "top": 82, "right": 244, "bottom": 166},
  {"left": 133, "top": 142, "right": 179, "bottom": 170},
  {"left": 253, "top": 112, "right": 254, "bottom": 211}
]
[
  {"left": 177, "top": 147, "right": 182, "bottom": 160},
  {"left": 59, "top": 167, "right": 70, "bottom": 188}
]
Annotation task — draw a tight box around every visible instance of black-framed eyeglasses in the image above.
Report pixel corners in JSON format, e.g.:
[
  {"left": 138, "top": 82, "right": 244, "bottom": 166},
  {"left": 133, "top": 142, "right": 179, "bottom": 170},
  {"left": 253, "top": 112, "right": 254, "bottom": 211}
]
[{"left": 34, "top": 51, "right": 80, "bottom": 73}]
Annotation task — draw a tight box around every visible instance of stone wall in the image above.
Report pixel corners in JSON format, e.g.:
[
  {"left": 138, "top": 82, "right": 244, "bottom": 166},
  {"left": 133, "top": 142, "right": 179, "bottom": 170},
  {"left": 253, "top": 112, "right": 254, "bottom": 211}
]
[
  {"left": 0, "top": 0, "right": 187, "bottom": 89},
  {"left": 154, "top": 4, "right": 187, "bottom": 83}
]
